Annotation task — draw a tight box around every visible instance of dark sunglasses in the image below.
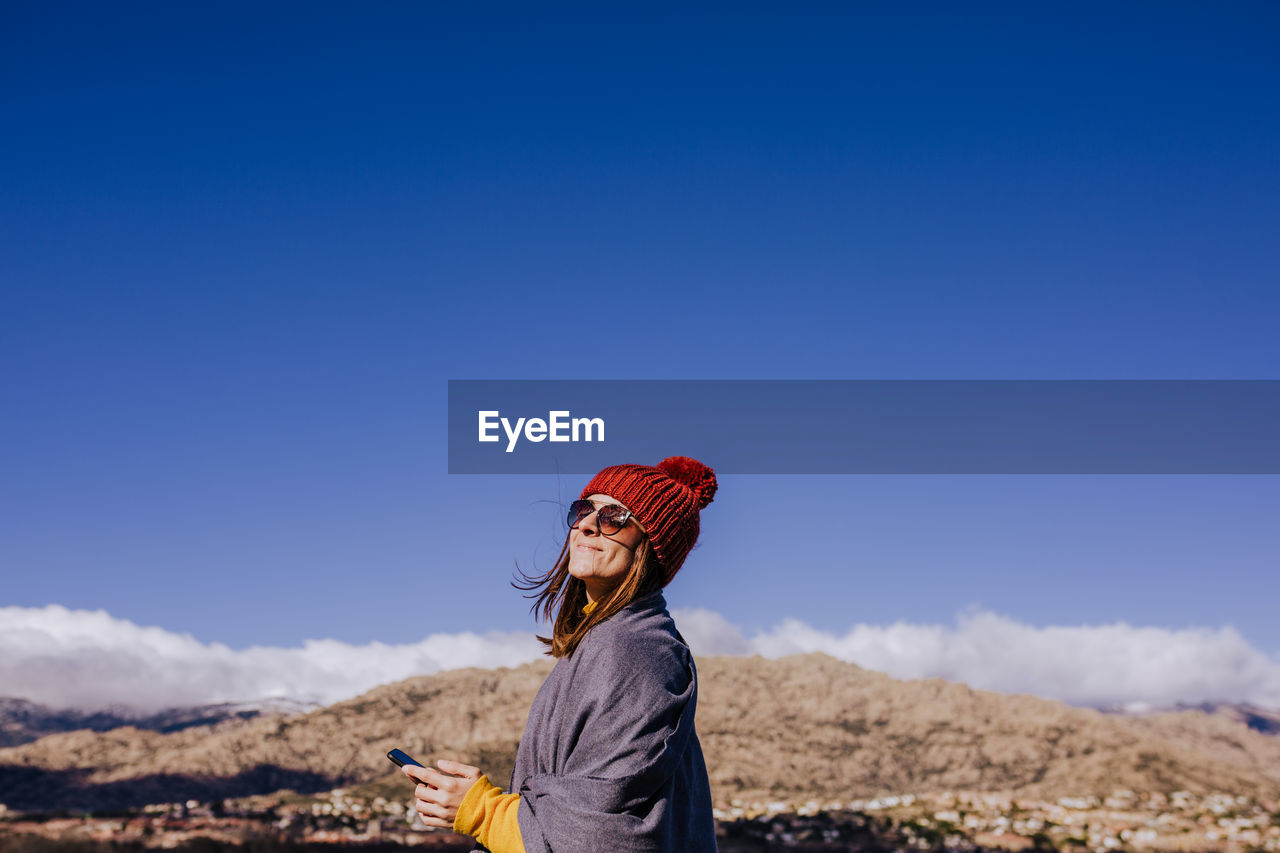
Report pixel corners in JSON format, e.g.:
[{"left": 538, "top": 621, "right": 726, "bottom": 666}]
[{"left": 567, "top": 499, "right": 634, "bottom": 535}]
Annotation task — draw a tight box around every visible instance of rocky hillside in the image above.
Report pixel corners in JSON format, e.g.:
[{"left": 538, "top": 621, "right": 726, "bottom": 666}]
[
  {"left": 0, "top": 697, "right": 321, "bottom": 748},
  {"left": 1, "top": 653, "right": 1277, "bottom": 812}
]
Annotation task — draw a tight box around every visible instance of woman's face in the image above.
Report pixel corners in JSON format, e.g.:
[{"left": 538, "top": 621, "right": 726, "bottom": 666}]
[{"left": 568, "top": 493, "right": 645, "bottom": 603}]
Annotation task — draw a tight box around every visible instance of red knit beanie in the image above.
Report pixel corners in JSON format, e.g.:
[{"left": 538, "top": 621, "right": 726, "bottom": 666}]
[{"left": 579, "top": 456, "right": 717, "bottom": 586}]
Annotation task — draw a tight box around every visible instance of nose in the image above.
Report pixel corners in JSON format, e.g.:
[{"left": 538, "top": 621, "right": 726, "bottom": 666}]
[
  {"left": 578, "top": 507, "right": 601, "bottom": 536},
  {"left": 576, "top": 502, "right": 604, "bottom": 535}
]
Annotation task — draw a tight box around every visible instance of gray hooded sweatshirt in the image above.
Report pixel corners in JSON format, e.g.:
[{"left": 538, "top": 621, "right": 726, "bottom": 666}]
[{"left": 473, "top": 589, "right": 716, "bottom": 852}]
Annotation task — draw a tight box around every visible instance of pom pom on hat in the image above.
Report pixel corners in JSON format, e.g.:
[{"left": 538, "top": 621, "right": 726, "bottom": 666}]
[
  {"left": 657, "top": 456, "right": 717, "bottom": 510},
  {"left": 579, "top": 455, "right": 717, "bottom": 585}
]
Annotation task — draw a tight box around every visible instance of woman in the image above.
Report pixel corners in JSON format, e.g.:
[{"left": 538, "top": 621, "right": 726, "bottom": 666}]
[{"left": 401, "top": 456, "right": 719, "bottom": 852}]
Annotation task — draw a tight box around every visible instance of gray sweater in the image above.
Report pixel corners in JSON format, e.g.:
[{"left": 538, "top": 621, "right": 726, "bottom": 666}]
[{"left": 478, "top": 589, "right": 717, "bottom": 852}]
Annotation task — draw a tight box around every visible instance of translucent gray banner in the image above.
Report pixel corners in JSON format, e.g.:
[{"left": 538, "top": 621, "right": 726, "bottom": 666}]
[{"left": 447, "top": 380, "right": 1280, "bottom": 474}]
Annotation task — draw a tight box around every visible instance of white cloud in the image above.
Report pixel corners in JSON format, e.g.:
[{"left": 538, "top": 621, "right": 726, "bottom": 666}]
[
  {"left": 671, "top": 605, "right": 1280, "bottom": 709},
  {"left": 0, "top": 605, "right": 542, "bottom": 714},
  {"left": 3, "top": 604, "right": 1278, "bottom": 713},
  {"left": 670, "top": 607, "right": 754, "bottom": 656}
]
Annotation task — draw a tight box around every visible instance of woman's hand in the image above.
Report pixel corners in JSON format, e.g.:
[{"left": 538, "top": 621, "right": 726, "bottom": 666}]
[{"left": 401, "top": 759, "right": 483, "bottom": 830}]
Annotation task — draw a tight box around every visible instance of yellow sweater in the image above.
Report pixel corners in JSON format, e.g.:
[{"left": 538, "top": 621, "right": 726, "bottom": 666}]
[
  {"left": 454, "top": 774, "right": 524, "bottom": 852},
  {"left": 453, "top": 599, "right": 600, "bottom": 852}
]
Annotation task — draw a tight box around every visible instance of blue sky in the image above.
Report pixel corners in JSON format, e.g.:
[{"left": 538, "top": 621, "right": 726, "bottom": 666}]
[{"left": 2, "top": 3, "right": 1278, "bottom": 707}]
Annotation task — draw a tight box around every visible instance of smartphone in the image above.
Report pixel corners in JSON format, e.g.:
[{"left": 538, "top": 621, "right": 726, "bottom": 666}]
[{"left": 387, "top": 748, "right": 424, "bottom": 768}]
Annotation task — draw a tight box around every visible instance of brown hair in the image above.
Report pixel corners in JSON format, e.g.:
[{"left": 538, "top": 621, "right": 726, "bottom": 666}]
[{"left": 513, "top": 523, "right": 662, "bottom": 658}]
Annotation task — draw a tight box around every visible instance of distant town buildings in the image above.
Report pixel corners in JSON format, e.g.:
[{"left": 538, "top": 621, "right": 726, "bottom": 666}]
[{"left": 2, "top": 787, "right": 1278, "bottom": 851}]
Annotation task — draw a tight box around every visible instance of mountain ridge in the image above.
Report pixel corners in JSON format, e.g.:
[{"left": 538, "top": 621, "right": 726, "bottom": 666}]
[
  {"left": 0, "top": 696, "right": 323, "bottom": 748},
  {"left": 1, "top": 652, "right": 1277, "bottom": 812}
]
